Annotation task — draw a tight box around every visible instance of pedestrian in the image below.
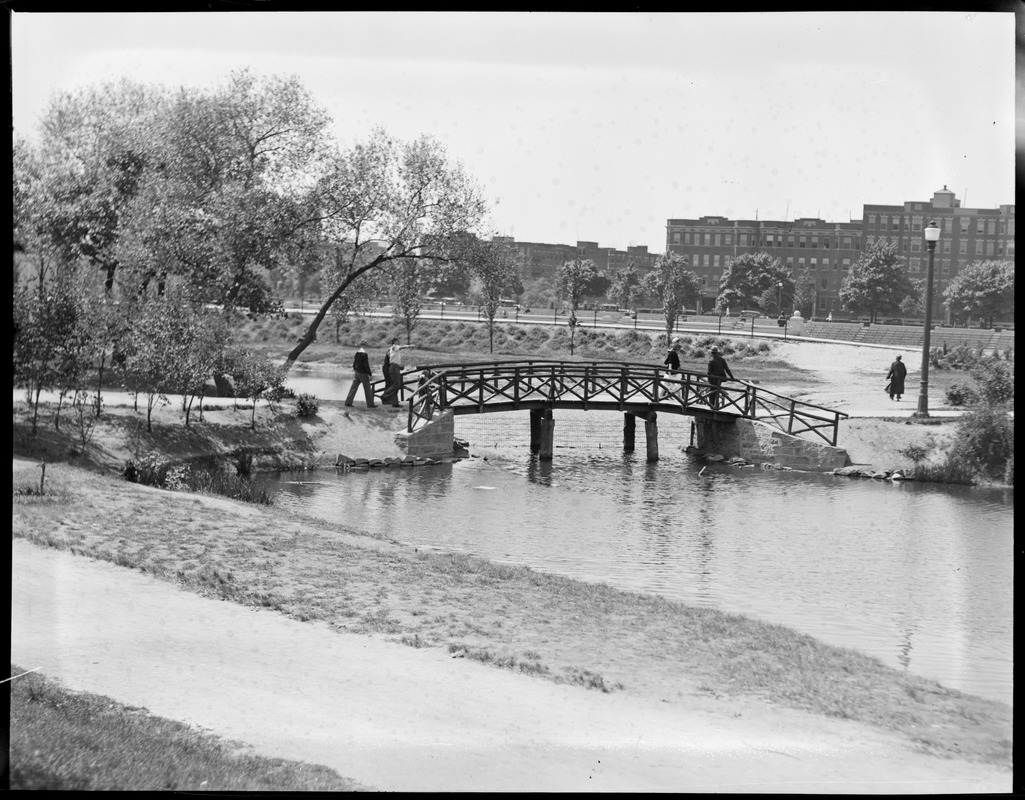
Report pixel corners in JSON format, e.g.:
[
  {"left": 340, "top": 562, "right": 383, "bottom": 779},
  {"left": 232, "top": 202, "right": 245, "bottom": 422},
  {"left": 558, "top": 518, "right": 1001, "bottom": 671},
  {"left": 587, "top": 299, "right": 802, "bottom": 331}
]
[
  {"left": 661, "top": 337, "right": 682, "bottom": 401},
  {"left": 344, "top": 340, "right": 376, "bottom": 408},
  {"left": 725, "top": 305, "right": 731, "bottom": 317},
  {"left": 381, "top": 338, "right": 415, "bottom": 408},
  {"left": 707, "top": 345, "right": 735, "bottom": 409},
  {"left": 885, "top": 354, "right": 907, "bottom": 401},
  {"left": 827, "top": 311, "right": 833, "bottom": 323}
]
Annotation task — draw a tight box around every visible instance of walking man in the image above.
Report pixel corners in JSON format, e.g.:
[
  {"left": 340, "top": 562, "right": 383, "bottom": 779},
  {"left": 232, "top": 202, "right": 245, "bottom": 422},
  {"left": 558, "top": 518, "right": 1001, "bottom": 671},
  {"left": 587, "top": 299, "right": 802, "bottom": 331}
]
[
  {"left": 344, "top": 340, "right": 376, "bottom": 408},
  {"left": 886, "top": 354, "right": 908, "bottom": 401},
  {"left": 661, "top": 337, "right": 682, "bottom": 401},
  {"left": 707, "top": 345, "right": 735, "bottom": 409}
]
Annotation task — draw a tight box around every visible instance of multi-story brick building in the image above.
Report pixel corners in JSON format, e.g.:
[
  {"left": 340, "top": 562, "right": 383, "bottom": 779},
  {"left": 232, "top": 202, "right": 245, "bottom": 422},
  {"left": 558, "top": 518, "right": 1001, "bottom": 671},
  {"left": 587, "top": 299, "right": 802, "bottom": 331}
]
[
  {"left": 666, "top": 187, "right": 1014, "bottom": 320},
  {"left": 493, "top": 236, "right": 660, "bottom": 282}
]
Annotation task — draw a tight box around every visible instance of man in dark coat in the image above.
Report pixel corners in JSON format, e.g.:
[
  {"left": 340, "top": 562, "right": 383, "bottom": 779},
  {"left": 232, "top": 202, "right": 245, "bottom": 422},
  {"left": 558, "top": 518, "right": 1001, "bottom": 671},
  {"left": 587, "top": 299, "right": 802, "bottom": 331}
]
[
  {"left": 707, "top": 345, "right": 735, "bottom": 409},
  {"left": 886, "top": 354, "right": 908, "bottom": 401},
  {"left": 344, "top": 340, "right": 376, "bottom": 408},
  {"left": 661, "top": 338, "right": 682, "bottom": 401}
]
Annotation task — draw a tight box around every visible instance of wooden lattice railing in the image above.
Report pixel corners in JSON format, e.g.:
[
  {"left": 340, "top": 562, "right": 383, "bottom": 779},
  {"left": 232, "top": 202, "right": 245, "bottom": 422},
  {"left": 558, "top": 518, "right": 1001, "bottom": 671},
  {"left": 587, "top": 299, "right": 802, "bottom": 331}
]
[{"left": 375, "top": 360, "right": 848, "bottom": 446}]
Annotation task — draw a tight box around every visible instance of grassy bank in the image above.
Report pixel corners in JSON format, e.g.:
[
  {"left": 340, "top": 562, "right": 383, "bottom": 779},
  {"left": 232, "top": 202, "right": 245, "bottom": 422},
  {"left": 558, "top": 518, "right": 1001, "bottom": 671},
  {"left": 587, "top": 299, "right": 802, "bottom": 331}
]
[
  {"left": 11, "top": 461, "right": 1012, "bottom": 769},
  {"left": 7, "top": 664, "right": 368, "bottom": 791}
]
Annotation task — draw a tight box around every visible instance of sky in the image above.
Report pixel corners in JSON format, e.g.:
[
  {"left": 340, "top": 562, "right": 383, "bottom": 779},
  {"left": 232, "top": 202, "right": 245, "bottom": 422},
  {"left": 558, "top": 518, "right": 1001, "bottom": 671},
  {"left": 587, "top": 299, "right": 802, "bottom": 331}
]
[{"left": 11, "top": 11, "right": 1017, "bottom": 254}]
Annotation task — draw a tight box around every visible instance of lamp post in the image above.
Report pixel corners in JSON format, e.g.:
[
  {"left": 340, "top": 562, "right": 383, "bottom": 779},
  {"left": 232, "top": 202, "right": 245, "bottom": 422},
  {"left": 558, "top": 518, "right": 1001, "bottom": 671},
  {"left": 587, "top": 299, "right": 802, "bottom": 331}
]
[
  {"left": 916, "top": 220, "right": 941, "bottom": 417},
  {"left": 777, "top": 281, "right": 783, "bottom": 315}
]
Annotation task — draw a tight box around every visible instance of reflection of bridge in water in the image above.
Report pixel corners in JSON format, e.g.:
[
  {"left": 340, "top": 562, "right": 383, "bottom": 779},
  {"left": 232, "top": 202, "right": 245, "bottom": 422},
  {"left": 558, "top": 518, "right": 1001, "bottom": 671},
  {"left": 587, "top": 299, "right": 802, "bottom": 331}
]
[{"left": 376, "top": 360, "right": 848, "bottom": 463}]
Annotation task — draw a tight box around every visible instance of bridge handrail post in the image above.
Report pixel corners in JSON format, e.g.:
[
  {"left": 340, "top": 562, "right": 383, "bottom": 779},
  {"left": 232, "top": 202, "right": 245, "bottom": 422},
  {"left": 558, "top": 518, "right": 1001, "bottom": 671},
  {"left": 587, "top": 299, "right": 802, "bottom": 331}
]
[{"left": 788, "top": 399, "right": 796, "bottom": 434}]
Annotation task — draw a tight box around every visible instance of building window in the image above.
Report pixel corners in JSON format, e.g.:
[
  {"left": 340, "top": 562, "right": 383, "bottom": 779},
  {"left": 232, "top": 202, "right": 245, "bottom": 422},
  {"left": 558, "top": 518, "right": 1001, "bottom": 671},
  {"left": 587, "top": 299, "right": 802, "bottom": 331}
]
[
  {"left": 942, "top": 241, "right": 950, "bottom": 254},
  {"left": 798, "top": 257, "right": 805, "bottom": 267},
  {"left": 724, "top": 234, "right": 732, "bottom": 246},
  {"left": 714, "top": 233, "right": 721, "bottom": 246},
  {"left": 811, "top": 236, "right": 818, "bottom": 248},
  {"left": 787, "top": 236, "right": 795, "bottom": 247},
  {"left": 824, "top": 238, "right": 830, "bottom": 248},
  {"left": 799, "top": 237, "right": 806, "bottom": 247},
  {"left": 842, "top": 258, "right": 851, "bottom": 269},
  {"left": 959, "top": 241, "right": 967, "bottom": 255},
  {"left": 821, "top": 278, "right": 828, "bottom": 289},
  {"left": 713, "top": 254, "right": 720, "bottom": 267},
  {"left": 891, "top": 218, "right": 900, "bottom": 231},
  {"left": 976, "top": 219, "right": 986, "bottom": 233},
  {"left": 911, "top": 240, "right": 920, "bottom": 252},
  {"left": 960, "top": 218, "right": 969, "bottom": 233},
  {"left": 810, "top": 258, "right": 818, "bottom": 268},
  {"left": 703, "top": 233, "right": 710, "bottom": 246},
  {"left": 672, "top": 233, "right": 681, "bottom": 244},
  {"left": 912, "top": 216, "right": 922, "bottom": 230},
  {"left": 986, "top": 241, "right": 995, "bottom": 256},
  {"left": 739, "top": 234, "right": 748, "bottom": 247},
  {"left": 1008, "top": 241, "right": 1015, "bottom": 255},
  {"left": 823, "top": 258, "right": 831, "bottom": 269},
  {"left": 703, "top": 254, "right": 710, "bottom": 267},
  {"left": 842, "top": 237, "right": 852, "bottom": 248}
]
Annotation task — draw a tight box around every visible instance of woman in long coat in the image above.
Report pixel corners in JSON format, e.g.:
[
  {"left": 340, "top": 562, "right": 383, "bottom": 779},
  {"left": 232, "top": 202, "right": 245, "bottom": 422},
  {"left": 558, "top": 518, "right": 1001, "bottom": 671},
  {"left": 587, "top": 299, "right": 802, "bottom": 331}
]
[{"left": 886, "top": 354, "right": 908, "bottom": 401}]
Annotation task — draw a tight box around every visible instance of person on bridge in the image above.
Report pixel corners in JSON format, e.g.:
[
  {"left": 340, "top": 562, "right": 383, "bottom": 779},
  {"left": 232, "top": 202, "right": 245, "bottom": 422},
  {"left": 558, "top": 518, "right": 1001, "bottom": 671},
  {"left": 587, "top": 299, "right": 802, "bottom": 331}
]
[
  {"left": 661, "top": 338, "right": 682, "bottom": 401},
  {"left": 345, "top": 341, "right": 376, "bottom": 409},
  {"left": 381, "top": 338, "right": 415, "bottom": 408},
  {"left": 885, "top": 354, "right": 907, "bottom": 401},
  {"left": 707, "top": 345, "right": 735, "bottom": 409}
]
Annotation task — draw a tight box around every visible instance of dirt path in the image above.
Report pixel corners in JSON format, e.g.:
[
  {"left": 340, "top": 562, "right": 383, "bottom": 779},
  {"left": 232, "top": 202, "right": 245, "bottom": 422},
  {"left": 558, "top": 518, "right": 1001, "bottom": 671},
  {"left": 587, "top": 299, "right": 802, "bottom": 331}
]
[{"left": 11, "top": 539, "right": 1009, "bottom": 793}]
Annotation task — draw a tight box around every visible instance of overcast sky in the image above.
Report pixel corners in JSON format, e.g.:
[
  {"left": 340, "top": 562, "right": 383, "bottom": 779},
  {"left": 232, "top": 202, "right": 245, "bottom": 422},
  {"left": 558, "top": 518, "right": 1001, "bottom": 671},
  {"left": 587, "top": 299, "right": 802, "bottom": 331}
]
[{"left": 11, "top": 11, "right": 1016, "bottom": 253}]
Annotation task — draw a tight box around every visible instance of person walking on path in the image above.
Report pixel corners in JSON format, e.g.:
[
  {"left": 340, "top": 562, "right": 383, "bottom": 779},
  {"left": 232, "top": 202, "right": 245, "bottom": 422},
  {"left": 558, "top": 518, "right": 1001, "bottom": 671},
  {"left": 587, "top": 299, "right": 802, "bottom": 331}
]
[
  {"left": 344, "top": 341, "right": 376, "bottom": 408},
  {"left": 885, "top": 354, "right": 908, "bottom": 401},
  {"left": 707, "top": 345, "right": 735, "bottom": 409},
  {"left": 661, "top": 338, "right": 682, "bottom": 401},
  {"left": 381, "top": 339, "right": 415, "bottom": 408}
]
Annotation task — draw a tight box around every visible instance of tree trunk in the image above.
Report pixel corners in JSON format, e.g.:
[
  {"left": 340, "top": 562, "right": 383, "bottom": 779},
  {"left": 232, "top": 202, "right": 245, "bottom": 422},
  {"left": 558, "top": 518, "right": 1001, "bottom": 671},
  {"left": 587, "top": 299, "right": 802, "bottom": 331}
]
[
  {"left": 54, "top": 390, "right": 67, "bottom": 432},
  {"left": 31, "top": 386, "right": 41, "bottom": 435},
  {"left": 95, "top": 354, "right": 106, "bottom": 417}
]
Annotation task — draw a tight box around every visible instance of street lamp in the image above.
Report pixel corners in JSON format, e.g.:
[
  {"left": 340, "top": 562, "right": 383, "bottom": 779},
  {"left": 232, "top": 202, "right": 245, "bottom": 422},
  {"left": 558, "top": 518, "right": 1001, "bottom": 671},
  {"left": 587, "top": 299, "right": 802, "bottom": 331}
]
[
  {"left": 916, "top": 220, "right": 941, "bottom": 417},
  {"left": 777, "top": 281, "right": 783, "bottom": 314}
]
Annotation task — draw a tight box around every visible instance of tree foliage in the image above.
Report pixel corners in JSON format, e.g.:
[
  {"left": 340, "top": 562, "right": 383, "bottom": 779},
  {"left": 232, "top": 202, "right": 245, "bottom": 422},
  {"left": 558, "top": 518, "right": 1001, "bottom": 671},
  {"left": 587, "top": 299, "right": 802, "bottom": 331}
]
[
  {"left": 641, "top": 252, "right": 700, "bottom": 345},
  {"left": 838, "top": 241, "right": 917, "bottom": 323},
  {"left": 459, "top": 237, "right": 523, "bottom": 353},
  {"left": 717, "top": 252, "right": 791, "bottom": 315},
  {"left": 284, "top": 128, "right": 489, "bottom": 370},
  {"left": 608, "top": 264, "right": 640, "bottom": 310},
  {"left": 942, "top": 260, "right": 1014, "bottom": 327}
]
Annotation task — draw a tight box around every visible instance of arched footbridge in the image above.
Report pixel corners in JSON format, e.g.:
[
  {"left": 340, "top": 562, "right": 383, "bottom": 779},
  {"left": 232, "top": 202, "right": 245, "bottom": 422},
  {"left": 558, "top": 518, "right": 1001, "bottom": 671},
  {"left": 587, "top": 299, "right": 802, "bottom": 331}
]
[{"left": 373, "top": 360, "right": 848, "bottom": 458}]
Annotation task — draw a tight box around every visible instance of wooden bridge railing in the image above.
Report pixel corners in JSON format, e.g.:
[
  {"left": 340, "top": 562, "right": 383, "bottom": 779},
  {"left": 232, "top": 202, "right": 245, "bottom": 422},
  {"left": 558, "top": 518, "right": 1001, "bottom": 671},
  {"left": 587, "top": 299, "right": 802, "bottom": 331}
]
[{"left": 375, "top": 360, "right": 847, "bottom": 447}]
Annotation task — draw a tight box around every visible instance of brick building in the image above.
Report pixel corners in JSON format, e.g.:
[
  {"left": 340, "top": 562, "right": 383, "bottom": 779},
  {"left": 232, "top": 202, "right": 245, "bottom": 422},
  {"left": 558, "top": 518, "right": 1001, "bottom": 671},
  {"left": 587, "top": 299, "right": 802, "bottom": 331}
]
[
  {"left": 494, "top": 236, "right": 660, "bottom": 282},
  {"left": 665, "top": 187, "right": 1014, "bottom": 320}
]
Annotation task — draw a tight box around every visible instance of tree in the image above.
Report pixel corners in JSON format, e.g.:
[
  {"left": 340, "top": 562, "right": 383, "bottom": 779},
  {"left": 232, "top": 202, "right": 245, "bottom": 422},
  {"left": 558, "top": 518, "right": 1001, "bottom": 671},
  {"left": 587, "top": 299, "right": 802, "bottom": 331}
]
[
  {"left": 641, "top": 252, "right": 700, "bottom": 345},
  {"left": 608, "top": 264, "right": 640, "bottom": 310},
  {"left": 718, "top": 252, "right": 791, "bottom": 314},
  {"left": 116, "top": 70, "right": 332, "bottom": 313},
  {"left": 390, "top": 257, "right": 435, "bottom": 345},
  {"left": 942, "top": 260, "right": 1014, "bottom": 327},
  {"left": 25, "top": 80, "right": 166, "bottom": 294},
  {"left": 838, "top": 241, "right": 918, "bottom": 323},
  {"left": 225, "top": 348, "right": 285, "bottom": 430},
  {"left": 283, "top": 129, "right": 488, "bottom": 370},
  {"left": 460, "top": 237, "right": 523, "bottom": 353},
  {"left": 793, "top": 268, "right": 817, "bottom": 319},
  {"left": 556, "top": 259, "right": 598, "bottom": 355}
]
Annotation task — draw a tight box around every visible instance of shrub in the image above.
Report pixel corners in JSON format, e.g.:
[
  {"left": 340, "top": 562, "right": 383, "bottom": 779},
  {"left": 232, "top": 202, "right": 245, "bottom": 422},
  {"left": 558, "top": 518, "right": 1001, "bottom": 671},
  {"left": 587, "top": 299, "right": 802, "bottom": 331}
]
[
  {"left": 295, "top": 393, "right": 319, "bottom": 418},
  {"left": 946, "top": 404, "right": 1014, "bottom": 482},
  {"left": 945, "top": 381, "right": 979, "bottom": 407},
  {"left": 968, "top": 360, "right": 1014, "bottom": 406}
]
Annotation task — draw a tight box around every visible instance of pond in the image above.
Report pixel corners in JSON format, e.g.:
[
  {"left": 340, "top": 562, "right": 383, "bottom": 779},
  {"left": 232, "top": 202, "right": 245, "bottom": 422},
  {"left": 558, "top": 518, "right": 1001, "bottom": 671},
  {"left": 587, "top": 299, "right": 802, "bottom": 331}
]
[{"left": 256, "top": 402, "right": 1014, "bottom": 708}]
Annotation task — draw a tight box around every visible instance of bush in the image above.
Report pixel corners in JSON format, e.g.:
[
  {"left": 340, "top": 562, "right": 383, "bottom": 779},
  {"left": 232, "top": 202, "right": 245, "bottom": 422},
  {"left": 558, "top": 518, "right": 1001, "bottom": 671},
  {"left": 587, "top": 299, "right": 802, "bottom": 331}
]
[
  {"left": 945, "top": 381, "right": 979, "bottom": 407},
  {"left": 946, "top": 404, "right": 1014, "bottom": 482},
  {"left": 295, "top": 393, "right": 319, "bottom": 418}
]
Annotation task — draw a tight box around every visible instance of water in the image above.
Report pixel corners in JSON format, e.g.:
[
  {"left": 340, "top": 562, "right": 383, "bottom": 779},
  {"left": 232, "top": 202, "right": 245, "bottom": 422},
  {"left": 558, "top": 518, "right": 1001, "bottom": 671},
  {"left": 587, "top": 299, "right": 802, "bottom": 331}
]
[{"left": 271, "top": 370, "right": 1014, "bottom": 706}]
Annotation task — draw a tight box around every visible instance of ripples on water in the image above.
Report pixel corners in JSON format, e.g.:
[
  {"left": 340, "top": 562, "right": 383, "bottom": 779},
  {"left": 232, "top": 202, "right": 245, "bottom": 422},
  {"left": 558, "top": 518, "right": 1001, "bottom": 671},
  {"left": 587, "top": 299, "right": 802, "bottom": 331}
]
[{"left": 262, "top": 401, "right": 1014, "bottom": 706}]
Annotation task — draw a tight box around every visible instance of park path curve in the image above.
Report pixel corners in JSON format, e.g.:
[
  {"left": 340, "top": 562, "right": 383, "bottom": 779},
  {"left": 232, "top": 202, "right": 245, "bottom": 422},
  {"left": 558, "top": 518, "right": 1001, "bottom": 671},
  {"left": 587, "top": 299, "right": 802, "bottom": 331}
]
[{"left": 10, "top": 539, "right": 1008, "bottom": 793}]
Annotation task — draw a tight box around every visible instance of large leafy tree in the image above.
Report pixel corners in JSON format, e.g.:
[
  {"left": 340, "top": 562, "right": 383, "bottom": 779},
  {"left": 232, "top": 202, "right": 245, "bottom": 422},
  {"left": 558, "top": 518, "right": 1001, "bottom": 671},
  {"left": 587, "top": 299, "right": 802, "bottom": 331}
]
[
  {"left": 641, "top": 252, "right": 700, "bottom": 345},
  {"left": 838, "top": 241, "right": 917, "bottom": 323},
  {"left": 390, "top": 256, "right": 436, "bottom": 345},
  {"left": 117, "top": 70, "right": 332, "bottom": 312},
  {"left": 24, "top": 79, "right": 166, "bottom": 294},
  {"left": 718, "top": 252, "right": 791, "bottom": 314},
  {"left": 283, "top": 129, "right": 489, "bottom": 370},
  {"left": 942, "top": 260, "right": 1014, "bottom": 327}
]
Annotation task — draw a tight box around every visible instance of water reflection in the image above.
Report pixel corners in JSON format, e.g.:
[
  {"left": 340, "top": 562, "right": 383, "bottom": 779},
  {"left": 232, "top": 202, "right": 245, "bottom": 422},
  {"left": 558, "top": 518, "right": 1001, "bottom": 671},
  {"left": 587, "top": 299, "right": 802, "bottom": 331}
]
[{"left": 254, "top": 408, "right": 1013, "bottom": 706}]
